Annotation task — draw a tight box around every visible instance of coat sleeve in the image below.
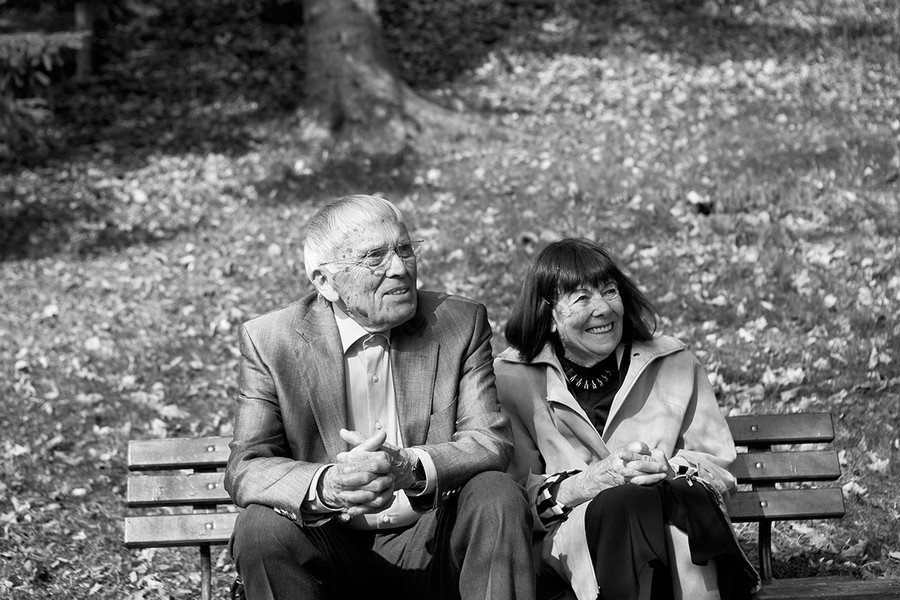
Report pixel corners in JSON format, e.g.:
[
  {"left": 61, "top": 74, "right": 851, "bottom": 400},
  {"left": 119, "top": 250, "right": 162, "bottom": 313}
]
[
  {"left": 495, "top": 360, "right": 559, "bottom": 535},
  {"left": 224, "top": 323, "right": 323, "bottom": 522},
  {"left": 671, "top": 354, "right": 738, "bottom": 495},
  {"left": 408, "top": 303, "right": 513, "bottom": 511}
]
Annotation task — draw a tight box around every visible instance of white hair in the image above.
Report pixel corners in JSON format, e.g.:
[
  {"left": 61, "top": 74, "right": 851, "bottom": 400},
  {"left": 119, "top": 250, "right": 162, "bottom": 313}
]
[{"left": 303, "top": 195, "right": 405, "bottom": 281}]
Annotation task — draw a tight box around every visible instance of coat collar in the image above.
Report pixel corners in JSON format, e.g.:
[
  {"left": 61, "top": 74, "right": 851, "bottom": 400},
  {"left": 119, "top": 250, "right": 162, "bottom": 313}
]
[
  {"left": 497, "top": 335, "right": 685, "bottom": 371},
  {"left": 497, "top": 335, "right": 686, "bottom": 437}
]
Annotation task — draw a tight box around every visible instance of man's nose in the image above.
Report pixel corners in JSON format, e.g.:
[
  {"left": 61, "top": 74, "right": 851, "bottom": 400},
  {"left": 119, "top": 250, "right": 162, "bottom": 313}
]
[{"left": 383, "top": 250, "right": 410, "bottom": 277}]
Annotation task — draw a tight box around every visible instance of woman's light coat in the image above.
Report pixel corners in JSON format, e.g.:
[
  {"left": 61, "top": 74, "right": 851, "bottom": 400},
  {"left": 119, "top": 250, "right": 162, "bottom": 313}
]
[{"left": 495, "top": 335, "right": 740, "bottom": 599}]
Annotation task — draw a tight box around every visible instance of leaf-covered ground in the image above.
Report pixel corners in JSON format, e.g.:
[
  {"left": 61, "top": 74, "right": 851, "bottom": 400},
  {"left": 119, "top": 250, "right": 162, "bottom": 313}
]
[{"left": 1, "top": 0, "right": 898, "bottom": 597}]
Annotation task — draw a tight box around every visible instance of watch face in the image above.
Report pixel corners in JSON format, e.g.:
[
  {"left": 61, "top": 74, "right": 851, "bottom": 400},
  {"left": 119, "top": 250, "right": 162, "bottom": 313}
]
[{"left": 410, "top": 460, "right": 427, "bottom": 491}]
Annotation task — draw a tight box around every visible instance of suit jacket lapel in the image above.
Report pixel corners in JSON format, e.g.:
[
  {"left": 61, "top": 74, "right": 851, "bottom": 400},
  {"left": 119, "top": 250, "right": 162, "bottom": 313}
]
[
  {"left": 391, "top": 311, "right": 438, "bottom": 447},
  {"left": 295, "top": 296, "right": 347, "bottom": 460}
]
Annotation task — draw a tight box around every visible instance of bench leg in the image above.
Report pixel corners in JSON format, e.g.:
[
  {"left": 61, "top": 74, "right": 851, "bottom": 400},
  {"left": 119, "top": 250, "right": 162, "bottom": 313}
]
[
  {"left": 200, "top": 544, "right": 211, "bottom": 600},
  {"left": 758, "top": 520, "right": 773, "bottom": 582}
]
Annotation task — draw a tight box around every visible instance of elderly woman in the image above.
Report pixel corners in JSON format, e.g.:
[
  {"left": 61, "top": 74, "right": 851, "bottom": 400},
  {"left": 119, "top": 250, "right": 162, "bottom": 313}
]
[{"left": 495, "top": 238, "right": 758, "bottom": 600}]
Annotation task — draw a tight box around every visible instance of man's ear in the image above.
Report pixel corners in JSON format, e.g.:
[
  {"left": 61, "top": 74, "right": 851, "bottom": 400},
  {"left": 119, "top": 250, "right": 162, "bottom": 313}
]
[{"left": 310, "top": 268, "right": 341, "bottom": 303}]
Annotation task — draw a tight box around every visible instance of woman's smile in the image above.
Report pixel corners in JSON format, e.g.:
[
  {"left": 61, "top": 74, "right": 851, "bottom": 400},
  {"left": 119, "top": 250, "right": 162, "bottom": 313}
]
[{"left": 586, "top": 323, "right": 615, "bottom": 334}]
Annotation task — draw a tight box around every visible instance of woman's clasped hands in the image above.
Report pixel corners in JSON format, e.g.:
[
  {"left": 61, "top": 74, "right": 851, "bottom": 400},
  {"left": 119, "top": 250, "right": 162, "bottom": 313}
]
[
  {"left": 616, "top": 441, "right": 674, "bottom": 485},
  {"left": 559, "top": 441, "right": 674, "bottom": 506}
]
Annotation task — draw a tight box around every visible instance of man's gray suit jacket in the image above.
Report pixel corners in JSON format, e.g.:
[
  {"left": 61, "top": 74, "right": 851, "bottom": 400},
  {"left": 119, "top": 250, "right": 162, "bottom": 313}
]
[{"left": 224, "top": 290, "right": 513, "bottom": 522}]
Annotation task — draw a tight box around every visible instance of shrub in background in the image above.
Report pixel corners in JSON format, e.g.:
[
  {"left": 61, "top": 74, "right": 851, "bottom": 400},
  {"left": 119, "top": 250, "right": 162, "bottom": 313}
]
[{"left": 0, "top": 31, "right": 83, "bottom": 160}]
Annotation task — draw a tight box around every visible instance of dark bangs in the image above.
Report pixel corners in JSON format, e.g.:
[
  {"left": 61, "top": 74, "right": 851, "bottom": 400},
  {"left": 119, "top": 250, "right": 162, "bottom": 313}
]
[
  {"left": 542, "top": 242, "right": 619, "bottom": 302},
  {"left": 505, "top": 238, "right": 659, "bottom": 363}
]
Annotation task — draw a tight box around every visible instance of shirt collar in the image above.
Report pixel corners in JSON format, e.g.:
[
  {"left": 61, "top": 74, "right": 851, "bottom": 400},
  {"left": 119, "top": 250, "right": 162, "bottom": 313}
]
[{"left": 332, "top": 303, "right": 391, "bottom": 353}]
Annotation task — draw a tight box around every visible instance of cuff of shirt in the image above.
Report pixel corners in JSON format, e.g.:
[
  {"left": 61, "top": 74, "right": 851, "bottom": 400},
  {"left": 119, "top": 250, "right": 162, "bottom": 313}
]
[
  {"left": 300, "top": 464, "right": 342, "bottom": 521},
  {"left": 406, "top": 448, "right": 436, "bottom": 496}
]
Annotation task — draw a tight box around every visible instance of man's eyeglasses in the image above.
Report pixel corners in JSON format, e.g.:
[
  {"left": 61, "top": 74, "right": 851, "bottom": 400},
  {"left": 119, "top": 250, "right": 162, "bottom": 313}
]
[{"left": 319, "top": 240, "right": 424, "bottom": 274}]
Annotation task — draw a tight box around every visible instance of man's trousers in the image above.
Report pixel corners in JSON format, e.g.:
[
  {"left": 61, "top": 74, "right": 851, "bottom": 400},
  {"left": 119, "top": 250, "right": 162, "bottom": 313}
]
[{"left": 230, "top": 471, "right": 535, "bottom": 600}]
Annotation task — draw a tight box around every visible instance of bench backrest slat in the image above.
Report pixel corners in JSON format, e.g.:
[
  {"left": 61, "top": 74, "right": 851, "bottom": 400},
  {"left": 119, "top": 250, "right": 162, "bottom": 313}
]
[
  {"left": 730, "top": 450, "right": 841, "bottom": 484},
  {"left": 124, "top": 512, "right": 237, "bottom": 548},
  {"left": 127, "top": 414, "right": 837, "bottom": 471},
  {"left": 726, "top": 413, "right": 834, "bottom": 445},
  {"left": 127, "top": 473, "right": 231, "bottom": 507},
  {"left": 128, "top": 436, "right": 231, "bottom": 471},
  {"left": 727, "top": 488, "right": 844, "bottom": 521}
]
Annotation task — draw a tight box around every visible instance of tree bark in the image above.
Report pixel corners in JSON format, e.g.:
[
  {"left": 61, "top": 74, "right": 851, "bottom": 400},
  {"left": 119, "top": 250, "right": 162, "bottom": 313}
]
[
  {"left": 302, "top": 0, "right": 417, "bottom": 155},
  {"left": 74, "top": 0, "right": 94, "bottom": 80}
]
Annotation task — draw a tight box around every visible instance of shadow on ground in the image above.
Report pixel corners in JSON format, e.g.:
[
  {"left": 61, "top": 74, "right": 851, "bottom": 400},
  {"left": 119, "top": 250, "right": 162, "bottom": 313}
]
[{"left": 0, "top": 193, "right": 193, "bottom": 261}]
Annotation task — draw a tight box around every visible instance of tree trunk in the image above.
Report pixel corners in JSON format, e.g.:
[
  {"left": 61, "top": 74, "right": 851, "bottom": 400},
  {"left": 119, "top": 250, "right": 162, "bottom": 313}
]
[
  {"left": 74, "top": 0, "right": 94, "bottom": 80},
  {"left": 302, "top": 0, "right": 440, "bottom": 156},
  {"left": 301, "top": 0, "right": 412, "bottom": 154},
  {"left": 300, "top": 0, "right": 488, "bottom": 158}
]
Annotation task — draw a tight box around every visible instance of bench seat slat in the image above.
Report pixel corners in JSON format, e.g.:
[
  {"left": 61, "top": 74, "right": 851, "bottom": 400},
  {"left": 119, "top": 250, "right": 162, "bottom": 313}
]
[
  {"left": 128, "top": 437, "right": 231, "bottom": 471},
  {"left": 127, "top": 473, "right": 231, "bottom": 507},
  {"left": 726, "top": 413, "right": 834, "bottom": 445},
  {"left": 124, "top": 512, "right": 238, "bottom": 548},
  {"left": 728, "top": 488, "right": 845, "bottom": 521},
  {"left": 755, "top": 576, "right": 900, "bottom": 599},
  {"left": 730, "top": 451, "right": 841, "bottom": 484}
]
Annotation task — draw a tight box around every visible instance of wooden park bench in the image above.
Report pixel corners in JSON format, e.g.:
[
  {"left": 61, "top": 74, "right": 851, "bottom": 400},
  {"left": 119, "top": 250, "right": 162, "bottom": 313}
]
[{"left": 124, "top": 412, "right": 900, "bottom": 599}]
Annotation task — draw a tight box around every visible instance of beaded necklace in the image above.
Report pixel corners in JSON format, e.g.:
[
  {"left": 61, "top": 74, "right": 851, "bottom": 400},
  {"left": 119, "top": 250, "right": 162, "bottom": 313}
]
[{"left": 560, "top": 354, "right": 617, "bottom": 392}]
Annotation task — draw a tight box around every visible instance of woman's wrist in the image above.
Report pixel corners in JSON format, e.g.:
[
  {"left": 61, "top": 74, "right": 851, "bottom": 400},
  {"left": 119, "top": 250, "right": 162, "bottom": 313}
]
[
  {"left": 556, "top": 471, "right": 608, "bottom": 507},
  {"left": 536, "top": 470, "right": 581, "bottom": 527}
]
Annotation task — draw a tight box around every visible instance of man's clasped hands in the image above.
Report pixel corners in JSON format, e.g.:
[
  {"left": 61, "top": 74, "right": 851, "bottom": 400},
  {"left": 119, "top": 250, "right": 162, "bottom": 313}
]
[{"left": 319, "top": 429, "right": 418, "bottom": 517}]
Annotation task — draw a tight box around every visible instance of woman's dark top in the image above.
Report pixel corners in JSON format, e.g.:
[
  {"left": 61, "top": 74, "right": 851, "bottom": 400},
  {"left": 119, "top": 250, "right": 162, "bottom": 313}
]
[{"left": 560, "top": 347, "right": 631, "bottom": 432}]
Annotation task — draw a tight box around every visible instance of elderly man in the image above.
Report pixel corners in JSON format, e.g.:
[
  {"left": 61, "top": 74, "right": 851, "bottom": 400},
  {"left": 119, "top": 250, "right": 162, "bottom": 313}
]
[{"left": 225, "top": 195, "right": 535, "bottom": 600}]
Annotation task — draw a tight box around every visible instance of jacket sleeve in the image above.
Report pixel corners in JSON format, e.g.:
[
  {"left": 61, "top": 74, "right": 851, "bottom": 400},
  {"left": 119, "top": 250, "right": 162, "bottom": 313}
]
[
  {"left": 495, "top": 360, "right": 559, "bottom": 535},
  {"left": 408, "top": 303, "right": 513, "bottom": 511},
  {"left": 671, "top": 354, "right": 738, "bottom": 496},
  {"left": 224, "top": 323, "right": 323, "bottom": 523}
]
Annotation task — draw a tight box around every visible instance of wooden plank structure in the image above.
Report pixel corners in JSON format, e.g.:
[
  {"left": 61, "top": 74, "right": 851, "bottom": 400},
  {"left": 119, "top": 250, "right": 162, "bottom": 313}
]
[
  {"left": 726, "top": 412, "right": 845, "bottom": 581},
  {"left": 124, "top": 413, "right": 900, "bottom": 599},
  {"left": 125, "top": 436, "right": 234, "bottom": 600}
]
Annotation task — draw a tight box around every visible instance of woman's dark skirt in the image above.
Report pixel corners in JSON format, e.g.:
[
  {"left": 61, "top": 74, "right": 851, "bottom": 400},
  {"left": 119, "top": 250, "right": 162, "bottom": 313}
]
[{"left": 583, "top": 477, "right": 757, "bottom": 600}]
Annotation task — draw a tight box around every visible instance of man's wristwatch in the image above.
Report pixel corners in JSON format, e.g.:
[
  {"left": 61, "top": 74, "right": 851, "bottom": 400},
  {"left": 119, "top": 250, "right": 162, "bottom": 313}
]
[{"left": 407, "top": 458, "right": 427, "bottom": 493}]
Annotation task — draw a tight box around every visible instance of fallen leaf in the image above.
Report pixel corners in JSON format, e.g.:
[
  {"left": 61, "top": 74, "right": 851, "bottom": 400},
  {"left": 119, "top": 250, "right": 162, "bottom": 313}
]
[
  {"left": 157, "top": 404, "right": 189, "bottom": 420},
  {"left": 839, "top": 539, "right": 867, "bottom": 560},
  {"left": 842, "top": 480, "right": 868, "bottom": 499},
  {"left": 866, "top": 452, "right": 890, "bottom": 474},
  {"left": 790, "top": 522, "right": 836, "bottom": 553}
]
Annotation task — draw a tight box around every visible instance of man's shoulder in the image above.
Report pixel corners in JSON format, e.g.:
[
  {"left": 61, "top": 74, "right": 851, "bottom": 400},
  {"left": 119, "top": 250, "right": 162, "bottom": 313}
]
[
  {"left": 405, "top": 291, "right": 486, "bottom": 340},
  {"left": 417, "top": 290, "right": 483, "bottom": 315}
]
